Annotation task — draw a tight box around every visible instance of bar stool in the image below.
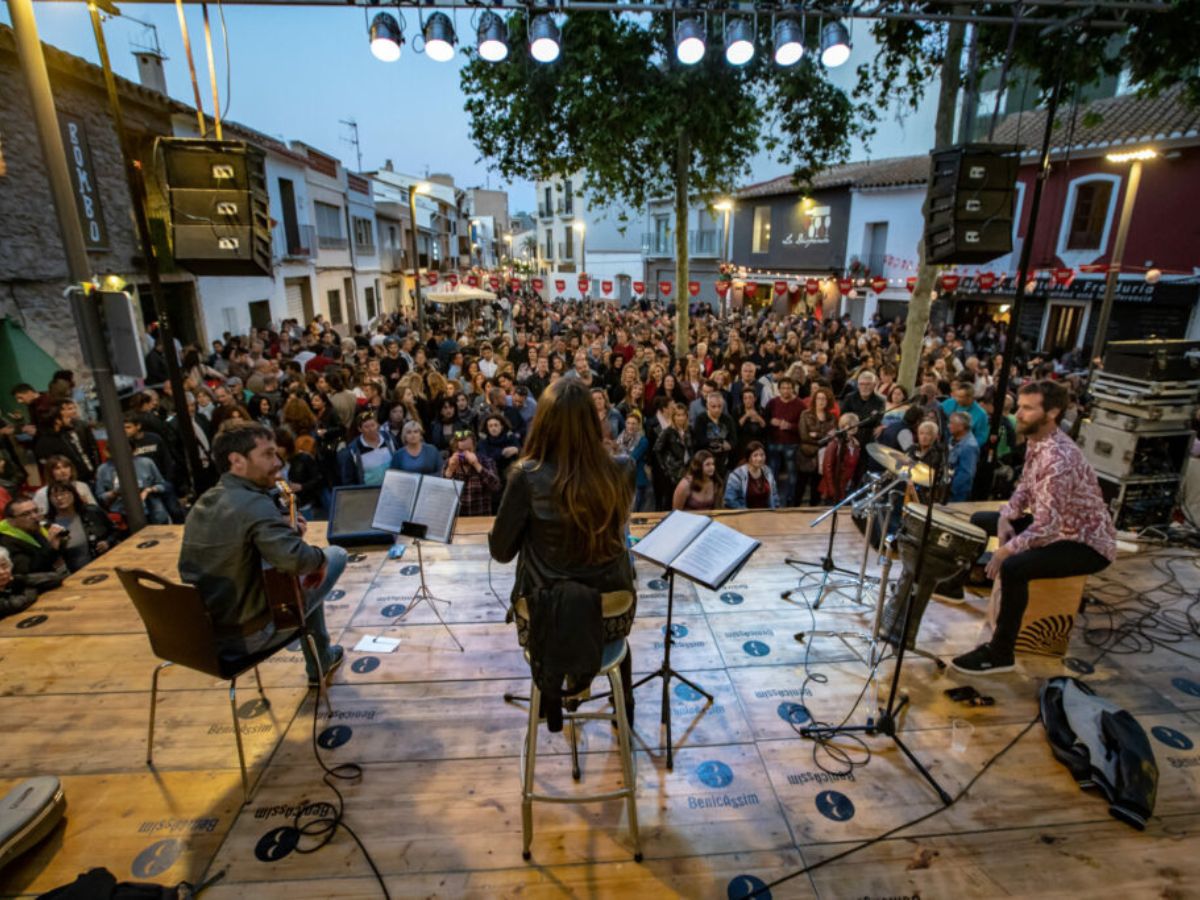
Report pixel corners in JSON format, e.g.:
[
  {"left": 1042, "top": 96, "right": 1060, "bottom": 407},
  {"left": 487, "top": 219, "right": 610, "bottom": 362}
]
[{"left": 520, "top": 637, "right": 642, "bottom": 862}]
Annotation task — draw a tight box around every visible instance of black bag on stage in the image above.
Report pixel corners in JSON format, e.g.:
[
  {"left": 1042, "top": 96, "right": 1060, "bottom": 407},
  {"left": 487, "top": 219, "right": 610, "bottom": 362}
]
[
  {"left": 525, "top": 578, "right": 603, "bottom": 734},
  {"left": 36, "top": 867, "right": 213, "bottom": 899}
]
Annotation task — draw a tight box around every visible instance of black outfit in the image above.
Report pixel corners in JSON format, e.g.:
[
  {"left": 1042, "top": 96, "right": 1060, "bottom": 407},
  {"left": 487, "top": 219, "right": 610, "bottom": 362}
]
[
  {"left": 0, "top": 526, "right": 66, "bottom": 584},
  {"left": 33, "top": 428, "right": 97, "bottom": 484},
  {"left": 53, "top": 504, "right": 118, "bottom": 572},
  {"left": 690, "top": 412, "right": 738, "bottom": 477},
  {"left": 654, "top": 427, "right": 691, "bottom": 502},
  {"left": 0, "top": 573, "right": 39, "bottom": 619}
]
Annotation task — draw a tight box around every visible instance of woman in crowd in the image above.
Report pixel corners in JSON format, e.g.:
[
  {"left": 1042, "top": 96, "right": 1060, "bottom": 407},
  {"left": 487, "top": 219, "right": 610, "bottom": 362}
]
[
  {"left": 615, "top": 410, "right": 652, "bottom": 512},
  {"left": 796, "top": 386, "right": 837, "bottom": 506},
  {"left": 274, "top": 427, "right": 326, "bottom": 519},
  {"left": 477, "top": 413, "right": 522, "bottom": 484},
  {"left": 33, "top": 455, "right": 98, "bottom": 517},
  {"left": 724, "top": 441, "right": 780, "bottom": 510},
  {"left": 390, "top": 421, "right": 442, "bottom": 476},
  {"left": 444, "top": 429, "right": 500, "bottom": 517},
  {"left": 735, "top": 387, "right": 767, "bottom": 463},
  {"left": 47, "top": 482, "right": 117, "bottom": 572},
  {"left": 672, "top": 449, "right": 723, "bottom": 512},
  {"left": 488, "top": 377, "right": 637, "bottom": 722},
  {"left": 336, "top": 410, "right": 396, "bottom": 487},
  {"left": 819, "top": 412, "right": 861, "bottom": 503},
  {"left": 654, "top": 403, "right": 692, "bottom": 509}
]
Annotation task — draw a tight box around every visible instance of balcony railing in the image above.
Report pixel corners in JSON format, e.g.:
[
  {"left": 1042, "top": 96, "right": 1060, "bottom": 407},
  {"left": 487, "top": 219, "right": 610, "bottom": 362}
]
[
  {"left": 378, "top": 247, "right": 406, "bottom": 271},
  {"left": 642, "top": 232, "right": 672, "bottom": 256},
  {"left": 640, "top": 230, "right": 720, "bottom": 257},
  {"left": 354, "top": 240, "right": 377, "bottom": 257},
  {"left": 276, "top": 223, "right": 315, "bottom": 260},
  {"left": 317, "top": 233, "right": 348, "bottom": 251},
  {"left": 690, "top": 229, "right": 719, "bottom": 256}
]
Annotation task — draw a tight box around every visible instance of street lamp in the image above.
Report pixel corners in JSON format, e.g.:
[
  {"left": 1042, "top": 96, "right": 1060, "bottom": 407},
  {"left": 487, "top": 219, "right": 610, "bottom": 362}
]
[
  {"left": 573, "top": 221, "right": 587, "bottom": 291},
  {"left": 408, "top": 181, "right": 431, "bottom": 336},
  {"left": 1089, "top": 147, "right": 1158, "bottom": 372}
]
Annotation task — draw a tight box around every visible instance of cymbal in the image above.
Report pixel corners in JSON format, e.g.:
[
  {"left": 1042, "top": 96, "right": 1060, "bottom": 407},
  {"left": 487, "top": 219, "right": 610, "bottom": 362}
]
[{"left": 866, "top": 443, "right": 934, "bottom": 488}]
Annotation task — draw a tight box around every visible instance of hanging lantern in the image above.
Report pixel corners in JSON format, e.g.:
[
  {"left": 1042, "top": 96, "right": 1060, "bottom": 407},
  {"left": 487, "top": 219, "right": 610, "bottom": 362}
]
[{"left": 1145, "top": 268, "right": 1162, "bottom": 285}]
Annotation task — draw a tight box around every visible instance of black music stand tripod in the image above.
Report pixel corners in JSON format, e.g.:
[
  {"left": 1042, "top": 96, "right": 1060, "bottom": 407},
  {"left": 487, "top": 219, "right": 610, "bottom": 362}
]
[
  {"left": 391, "top": 524, "right": 464, "bottom": 652},
  {"left": 799, "top": 456, "right": 954, "bottom": 807},
  {"left": 630, "top": 569, "right": 712, "bottom": 771}
]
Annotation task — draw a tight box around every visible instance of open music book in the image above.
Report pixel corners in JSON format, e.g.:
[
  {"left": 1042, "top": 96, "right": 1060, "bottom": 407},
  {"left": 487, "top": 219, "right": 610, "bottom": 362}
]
[
  {"left": 371, "top": 470, "right": 463, "bottom": 544},
  {"left": 632, "top": 511, "right": 761, "bottom": 591}
]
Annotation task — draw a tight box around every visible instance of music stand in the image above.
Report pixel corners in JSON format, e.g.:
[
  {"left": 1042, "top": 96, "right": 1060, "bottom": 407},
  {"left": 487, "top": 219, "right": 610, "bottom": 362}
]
[
  {"left": 390, "top": 523, "right": 464, "bottom": 653},
  {"left": 629, "top": 568, "right": 713, "bottom": 771}
]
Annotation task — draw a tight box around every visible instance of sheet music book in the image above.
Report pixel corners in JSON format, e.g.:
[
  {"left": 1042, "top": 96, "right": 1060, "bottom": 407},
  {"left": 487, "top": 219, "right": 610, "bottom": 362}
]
[
  {"left": 372, "top": 470, "right": 463, "bottom": 544},
  {"left": 632, "top": 510, "right": 761, "bottom": 591}
]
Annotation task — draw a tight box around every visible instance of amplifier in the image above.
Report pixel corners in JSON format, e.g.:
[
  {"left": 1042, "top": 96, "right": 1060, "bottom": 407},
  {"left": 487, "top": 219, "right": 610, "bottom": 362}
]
[
  {"left": 1103, "top": 339, "right": 1200, "bottom": 382},
  {"left": 1078, "top": 420, "right": 1193, "bottom": 480},
  {"left": 1096, "top": 472, "right": 1179, "bottom": 532}
]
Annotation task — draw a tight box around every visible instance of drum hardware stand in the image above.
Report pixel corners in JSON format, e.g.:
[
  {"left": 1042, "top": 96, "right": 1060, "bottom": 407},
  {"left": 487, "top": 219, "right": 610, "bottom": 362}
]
[
  {"left": 391, "top": 537, "right": 464, "bottom": 652},
  {"left": 800, "top": 457, "right": 955, "bottom": 807}
]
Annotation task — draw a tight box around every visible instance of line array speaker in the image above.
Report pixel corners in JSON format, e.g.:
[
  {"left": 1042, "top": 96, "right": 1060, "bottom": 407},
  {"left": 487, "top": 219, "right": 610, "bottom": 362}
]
[{"left": 924, "top": 144, "right": 1018, "bottom": 265}]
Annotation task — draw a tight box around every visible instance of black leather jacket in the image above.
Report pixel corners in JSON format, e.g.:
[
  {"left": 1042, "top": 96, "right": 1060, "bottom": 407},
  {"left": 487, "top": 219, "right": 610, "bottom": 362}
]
[{"left": 489, "top": 460, "right": 635, "bottom": 605}]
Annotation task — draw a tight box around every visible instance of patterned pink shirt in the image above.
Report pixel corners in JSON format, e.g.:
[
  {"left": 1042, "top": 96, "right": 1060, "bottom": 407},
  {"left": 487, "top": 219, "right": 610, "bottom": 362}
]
[{"left": 999, "top": 428, "right": 1117, "bottom": 561}]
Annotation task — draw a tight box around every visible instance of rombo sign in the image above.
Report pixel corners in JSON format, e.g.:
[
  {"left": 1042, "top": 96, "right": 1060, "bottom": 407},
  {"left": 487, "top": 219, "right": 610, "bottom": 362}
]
[{"left": 58, "top": 113, "right": 108, "bottom": 250}]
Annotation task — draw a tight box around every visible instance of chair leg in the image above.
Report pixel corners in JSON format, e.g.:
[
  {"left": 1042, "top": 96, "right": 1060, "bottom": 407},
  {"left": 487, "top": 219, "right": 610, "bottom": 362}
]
[
  {"left": 521, "top": 681, "right": 540, "bottom": 862},
  {"left": 609, "top": 665, "right": 642, "bottom": 863},
  {"left": 229, "top": 676, "right": 251, "bottom": 804},
  {"left": 569, "top": 718, "right": 582, "bottom": 782},
  {"left": 146, "top": 661, "right": 172, "bottom": 767},
  {"left": 253, "top": 665, "right": 270, "bottom": 708}
]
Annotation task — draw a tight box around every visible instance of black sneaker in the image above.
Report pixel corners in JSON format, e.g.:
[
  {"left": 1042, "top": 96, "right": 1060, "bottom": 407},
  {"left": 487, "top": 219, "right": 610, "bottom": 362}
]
[
  {"left": 951, "top": 644, "right": 1015, "bottom": 675},
  {"left": 308, "top": 645, "right": 345, "bottom": 687},
  {"left": 934, "top": 583, "right": 965, "bottom": 605}
]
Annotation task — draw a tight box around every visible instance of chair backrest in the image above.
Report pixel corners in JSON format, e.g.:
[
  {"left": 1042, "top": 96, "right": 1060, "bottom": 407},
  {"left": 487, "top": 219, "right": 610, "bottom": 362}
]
[{"left": 116, "top": 567, "right": 224, "bottom": 677}]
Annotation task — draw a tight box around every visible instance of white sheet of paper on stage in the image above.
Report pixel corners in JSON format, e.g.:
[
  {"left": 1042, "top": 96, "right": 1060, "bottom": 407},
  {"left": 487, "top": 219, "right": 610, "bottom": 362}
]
[
  {"left": 371, "top": 470, "right": 463, "bottom": 544},
  {"left": 353, "top": 634, "right": 401, "bottom": 654},
  {"left": 632, "top": 510, "right": 761, "bottom": 591}
]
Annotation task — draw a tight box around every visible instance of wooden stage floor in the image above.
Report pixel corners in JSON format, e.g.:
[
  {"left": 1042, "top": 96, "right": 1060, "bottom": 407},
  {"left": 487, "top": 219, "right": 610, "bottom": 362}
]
[{"left": 2, "top": 507, "right": 1199, "bottom": 898}]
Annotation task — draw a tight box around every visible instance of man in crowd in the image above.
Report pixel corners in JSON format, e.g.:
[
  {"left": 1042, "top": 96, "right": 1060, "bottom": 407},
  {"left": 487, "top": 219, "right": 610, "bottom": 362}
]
[
  {"left": 942, "top": 380, "right": 989, "bottom": 449},
  {"left": 947, "top": 411, "right": 979, "bottom": 503},
  {"left": 0, "top": 498, "right": 67, "bottom": 589},
  {"left": 766, "top": 377, "right": 804, "bottom": 505},
  {"left": 33, "top": 400, "right": 98, "bottom": 485}
]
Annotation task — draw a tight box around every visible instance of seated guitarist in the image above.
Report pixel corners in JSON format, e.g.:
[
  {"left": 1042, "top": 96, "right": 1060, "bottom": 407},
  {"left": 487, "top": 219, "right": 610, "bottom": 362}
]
[{"left": 180, "top": 421, "right": 345, "bottom": 686}]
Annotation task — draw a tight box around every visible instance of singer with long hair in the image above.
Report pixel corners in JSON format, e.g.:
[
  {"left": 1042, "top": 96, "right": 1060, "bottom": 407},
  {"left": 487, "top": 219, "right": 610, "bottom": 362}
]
[{"left": 489, "top": 378, "right": 637, "bottom": 715}]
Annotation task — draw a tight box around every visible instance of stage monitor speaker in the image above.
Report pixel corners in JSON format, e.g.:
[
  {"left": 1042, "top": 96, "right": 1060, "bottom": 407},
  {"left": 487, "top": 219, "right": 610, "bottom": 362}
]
[
  {"left": 159, "top": 138, "right": 272, "bottom": 277},
  {"left": 924, "top": 143, "right": 1018, "bottom": 265},
  {"left": 326, "top": 485, "right": 393, "bottom": 547}
]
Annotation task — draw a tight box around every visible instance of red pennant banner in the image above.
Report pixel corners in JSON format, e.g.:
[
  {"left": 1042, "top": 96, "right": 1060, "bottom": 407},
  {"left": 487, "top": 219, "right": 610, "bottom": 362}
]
[
  {"left": 744, "top": 282, "right": 758, "bottom": 299},
  {"left": 1079, "top": 263, "right": 1106, "bottom": 273},
  {"left": 715, "top": 281, "right": 730, "bottom": 298},
  {"left": 466, "top": 274, "right": 479, "bottom": 287},
  {"left": 577, "top": 275, "right": 589, "bottom": 294},
  {"left": 633, "top": 281, "right": 645, "bottom": 295},
  {"left": 837, "top": 278, "right": 853, "bottom": 294},
  {"left": 941, "top": 274, "right": 960, "bottom": 293},
  {"left": 509, "top": 279, "right": 522, "bottom": 292},
  {"left": 489, "top": 276, "right": 500, "bottom": 291},
  {"left": 426, "top": 272, "right": 439, "bottom": 286},
  {"left": 870, "top": 276, "right": 887, "bottom": 294},
  {"left": 977, "top": 272, "right": 996, "bottom": 291},
  {"left": 531, "top": 277, "right": 544, "bottom": 291},
  {"left": 447, "top": 273, "right": 458, "bottom": 287},
  {"left": 1053, "top": 267, "right": 1075, "bottom": 288},
  {"left": 687, "top": 281, "right": 701, "bottom": 297},
  {"left": 805, "top": 278, "right": 819, "bottom": 296},
  {"left": 774, "top": 280, "right": 787, "bottom": 296},
  {"left": 554, "top": 279, "right": 566, "bottom": 293},
  {"left": 659, "top": 280, "right": 672, "bottom": 296},
  {"left": 601, "top": 280, "right": 613, "bottom": 295},
  {"left": 906, "top": 276, "right": 917, "bottom": 293}
]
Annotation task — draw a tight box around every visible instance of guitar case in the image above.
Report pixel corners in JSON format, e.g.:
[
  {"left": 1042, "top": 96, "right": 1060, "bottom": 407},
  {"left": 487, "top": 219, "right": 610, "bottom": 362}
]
[{"left": 0, "top": 775, "right": 66, "bottom": 872}]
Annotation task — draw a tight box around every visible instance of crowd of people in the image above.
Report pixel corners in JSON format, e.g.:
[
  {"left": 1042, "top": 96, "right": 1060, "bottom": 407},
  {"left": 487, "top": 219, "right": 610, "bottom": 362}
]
[{"left": 2, "top": 290, "right": 1107, "bottom": 619}]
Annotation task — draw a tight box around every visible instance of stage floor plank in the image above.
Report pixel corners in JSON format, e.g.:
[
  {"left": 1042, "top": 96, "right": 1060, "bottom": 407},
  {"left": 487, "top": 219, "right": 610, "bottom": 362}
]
[{"left": 2, "top": 507, "right": 1198, "bottom": 898}]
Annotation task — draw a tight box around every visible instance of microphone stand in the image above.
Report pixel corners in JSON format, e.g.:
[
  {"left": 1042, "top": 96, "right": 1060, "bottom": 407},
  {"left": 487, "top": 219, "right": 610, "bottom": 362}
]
[{"left": 799, "top": 445, "right": 955, "bottom": 807}]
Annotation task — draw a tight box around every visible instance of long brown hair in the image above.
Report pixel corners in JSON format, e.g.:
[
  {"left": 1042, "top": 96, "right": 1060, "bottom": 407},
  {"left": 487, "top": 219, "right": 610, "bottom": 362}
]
[{"left": 520, "top": 378, "right": 632, "bottom": 562}]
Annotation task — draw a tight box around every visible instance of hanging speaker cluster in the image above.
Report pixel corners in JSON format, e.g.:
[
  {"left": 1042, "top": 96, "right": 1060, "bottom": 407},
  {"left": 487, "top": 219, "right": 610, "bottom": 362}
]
[
  {"left": 924, "top": 144, "right": 1018, "bottom": 265},
  {"left": 159, "top": 138, "right": 272, "bottom": 277}
]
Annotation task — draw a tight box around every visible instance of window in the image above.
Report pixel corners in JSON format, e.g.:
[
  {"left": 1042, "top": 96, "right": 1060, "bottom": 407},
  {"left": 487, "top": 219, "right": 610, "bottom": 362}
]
[
  {"left": 388, "top": 224, "right": 398, "bottom": 247},
  {"left": 864, "top": 222, "right": 888, "bottom": 275},
  {"left": 364, "top": 286, "right": 376, "bottom": 320},
  {"left": 353, "top": 216, "right": 375, "bottom": 251},
  {"left": 752, "top": 206, "right": 771, "bottom": 254},
  {"left": 1066, "top": 180, "right": 1114, "bottom": 250},
  {"left": 564, "top": 178, "right": 574, "bottom": 214},
  {"left": 544, "top": 228, "right": 553, "bottom": 260},
  {"left": 543, "top": 187, "right": 552, "bottom": 216},
  {"left": 653, "top": 215, "right": 670, "bottom": 255},
  {"left": 563, "top": 229, "right": 574, "bottom": 260},
  {"left": 314, "top": 201, "right": 342, "bottom": 239},
  {"left": 327, "top": 289, "right": 343, "bottom": 325}
]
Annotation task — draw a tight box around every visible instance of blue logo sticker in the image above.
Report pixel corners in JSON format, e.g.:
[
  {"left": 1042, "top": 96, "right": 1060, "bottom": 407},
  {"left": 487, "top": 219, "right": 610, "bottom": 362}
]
[
  {"left": 137, "top": 539, "right": 159, "bottom": 549},
  {"left": 16, "top": 615, "right": 47, "bottom": 629},
  {"left": 318, "top": 725, "right": 353, "bottom": 749},
  {"left": 743, "top": 640, "right": 771, "bottom": 658},
  {"left": 728, "top": 874, "right": 771, "bottom": 900},
  {"left": 777, "top": 702, "right": 811, "bottom": 725},
  {"left": 401, "top": 565, "right": 420, "bottom": 576},
  {"left": 1063, "top": 657, "right": 1095, "bottom": 675},
  {"left": 254, "top": 826, "right": 300, "bottom": 863},
  {"left": 238, "top": 699, "right": 270, "bottom": 719},
  {"left": 351, "top": 656, "right": 380, "bottom": 674},
  {"left": 675, "top": 683, "right": 703, "bottom": 702},
  {"left": 132, "top": 838, "right": 181, "bottom": 878},
  {"left": 1171, "top": 677, "right": 1200, "bottom": 698},
  {"left": 719, "top": 592, "right": 745, "bottom": 606},
  {"left": 663, "top": 623, "right": 689, "bottom": 639},
  {"left": 648, "top": 578, "right": 668, "bottom": 591},
  {"left": 1151, "top": 726, "right": 1194, "bottom": 751},
  {"left": 696, "top": 760, "right": 734, "bottom": 789},
  {"left": 815, "top": 790, "right": 856, "bottom": 822},
  {"left": 329, "top": 589, "right": 345, "bottom": 601},
  {"left": 382, "top": 603, "right": 407, "bottom": 618}
]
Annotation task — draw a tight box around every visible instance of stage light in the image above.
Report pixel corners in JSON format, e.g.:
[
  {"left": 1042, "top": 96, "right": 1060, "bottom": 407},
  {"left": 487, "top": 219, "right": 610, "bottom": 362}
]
[
  {"left": 529, "top": 14, "right": 561, "bottom": 63},
  {"left": 724, "top": 18, "right": 755, "bottom": 66},
  {"left": 477, "top": 12, "right": 509, "bottom": 62},
  {"left": 819, "top": 20, "right": 850, "bottom": 67},
  {"left": 1106, "top": 148, "right": 1157, "bottom": 163},
  {"left": 675, "top": 17, "right": 706, "bottom": 65},
  {"left": 424, "top": 12, "right": 457, "bottom": 63},
  {"left": 369, "top": 12, "right": 403, "bottom": 63},
  {"left": 773, "top": 18, "right": 803, "bottom": 66}
]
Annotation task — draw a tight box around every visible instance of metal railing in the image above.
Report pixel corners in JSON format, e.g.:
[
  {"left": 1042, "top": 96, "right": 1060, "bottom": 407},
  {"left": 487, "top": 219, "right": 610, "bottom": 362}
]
[
  {"left": 317, "top": 233, "right": 348, "bottom": 251},
  {"left": 690, "top": 229, "right": 719, "bottom": 256},
  {"left": 276, "top": 223, "right": 316, "bottom": 260}
]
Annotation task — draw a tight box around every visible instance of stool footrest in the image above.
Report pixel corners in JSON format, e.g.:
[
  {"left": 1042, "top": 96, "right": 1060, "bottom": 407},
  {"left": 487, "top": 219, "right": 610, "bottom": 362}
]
[{"left": 528, "top": 789, "right": 633, "bottom": 804}]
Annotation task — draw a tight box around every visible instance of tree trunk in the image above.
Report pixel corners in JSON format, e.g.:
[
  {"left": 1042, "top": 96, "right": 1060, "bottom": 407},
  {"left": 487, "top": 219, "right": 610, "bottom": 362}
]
[
  {"left": 897, "top": 14, "right": 967, "bottom": 394},
  {"left": 674, "top": 130, "right": 690, "bottom": 358}
]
